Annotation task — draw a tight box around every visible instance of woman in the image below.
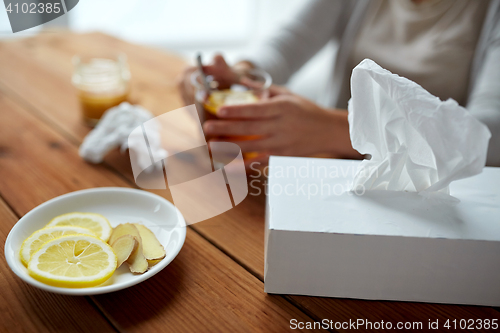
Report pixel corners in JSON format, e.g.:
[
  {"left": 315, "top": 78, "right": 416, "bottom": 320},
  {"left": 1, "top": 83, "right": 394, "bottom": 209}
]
[{"left": 178, "top": 0, "right": 500, "bottom": 167}]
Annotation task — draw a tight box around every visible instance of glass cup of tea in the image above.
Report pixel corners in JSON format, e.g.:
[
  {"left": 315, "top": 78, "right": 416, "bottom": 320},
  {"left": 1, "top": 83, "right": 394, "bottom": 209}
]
[
  {"left": 191, "top": 67, "right": 272, "bottom": 159},
  {"left": 72, "top": 53, "right": 130, "bottom": 126}
]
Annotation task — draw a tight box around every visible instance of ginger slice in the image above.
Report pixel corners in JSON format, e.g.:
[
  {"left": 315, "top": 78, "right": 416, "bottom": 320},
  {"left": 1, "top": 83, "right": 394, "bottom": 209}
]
[
  {"left": 111, "top": 235, "right": 137, "bottom": 268},
  {"left": 134, "top": 224, "right": 166, "bottom": 260},
  {"left": 110, "top": 223, "right": 148, "bottom": 273},
  {"left": 147, "top": 259, "right": 162, "bottom": 268}
]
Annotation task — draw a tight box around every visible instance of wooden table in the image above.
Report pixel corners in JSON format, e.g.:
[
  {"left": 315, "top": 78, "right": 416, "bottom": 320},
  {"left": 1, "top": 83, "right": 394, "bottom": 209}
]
[{"left": 0, "top": 32, "right": 498, "bottom": 333}]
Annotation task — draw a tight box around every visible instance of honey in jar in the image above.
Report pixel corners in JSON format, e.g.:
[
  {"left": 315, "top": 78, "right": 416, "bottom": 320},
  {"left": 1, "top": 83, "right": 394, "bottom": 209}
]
[
  {"left": 77, "top": 91, "right": 128, "bottom": 125},
  {"left": 73, "top": 54, "right": 130, "bottom": 127}
]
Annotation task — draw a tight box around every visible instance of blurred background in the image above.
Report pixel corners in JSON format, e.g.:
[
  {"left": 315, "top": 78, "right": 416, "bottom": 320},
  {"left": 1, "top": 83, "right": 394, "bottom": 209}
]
[{"left": 0, "top": 0, "right": 336, "bottom": 105}]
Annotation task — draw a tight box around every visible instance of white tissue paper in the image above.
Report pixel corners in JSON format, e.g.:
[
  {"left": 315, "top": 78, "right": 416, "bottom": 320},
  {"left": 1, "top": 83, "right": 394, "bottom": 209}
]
[
  {"left": 348, "top": 59, "right": 491, "bottom": 196},
  {"left": 79, "top": 102, "right": 167, "bottom": 172}
]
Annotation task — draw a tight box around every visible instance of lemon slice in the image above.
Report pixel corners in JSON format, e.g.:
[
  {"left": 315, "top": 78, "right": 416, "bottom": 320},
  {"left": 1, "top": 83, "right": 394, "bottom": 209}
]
[
  {"left": 204, "top": 90, "right": 258, "bottom": 115},
  {"left": 28, "top": 235, "right": 117, "bottom": 288},
  {"left": 204, "top": 90, "right": 230, "bottom": 114},
  {"left": 224, "top": 91, "right": 258, "bottom": 105},
  {"left": 46, "top": 212, "right": 112, "bottom": 242},
  {"left": 20, "top": 226, "right": 95, "bottom": 266}
]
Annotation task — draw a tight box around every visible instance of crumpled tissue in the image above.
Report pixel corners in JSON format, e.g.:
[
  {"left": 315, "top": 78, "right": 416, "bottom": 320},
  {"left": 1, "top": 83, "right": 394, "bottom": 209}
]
[
  {"left": 348, "top": 59, "right": 491, "bottom": 195},
  {"left": 79, "top": 102, "right": 167, "bottom": 172}
]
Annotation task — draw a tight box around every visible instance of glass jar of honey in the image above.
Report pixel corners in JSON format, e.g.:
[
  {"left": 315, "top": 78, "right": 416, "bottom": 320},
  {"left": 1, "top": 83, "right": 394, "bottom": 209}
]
[{"left": 72, "top": 53, "right": 130, "bottom": 127}]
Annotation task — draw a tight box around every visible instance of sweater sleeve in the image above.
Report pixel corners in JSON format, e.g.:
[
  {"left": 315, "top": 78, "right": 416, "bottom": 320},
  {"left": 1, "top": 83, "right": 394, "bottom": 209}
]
[
  {"left": 245, "top": 0, "right": 346, "bottom": 85},
  {"left": 467, "top": 19, "right": 500, "bottom": 166}
]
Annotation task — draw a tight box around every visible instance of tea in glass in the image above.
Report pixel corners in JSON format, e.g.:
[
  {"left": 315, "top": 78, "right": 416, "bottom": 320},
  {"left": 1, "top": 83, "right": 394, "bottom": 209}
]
[{"left": 191, "top": 68, "right": 272, "bottom": 159}]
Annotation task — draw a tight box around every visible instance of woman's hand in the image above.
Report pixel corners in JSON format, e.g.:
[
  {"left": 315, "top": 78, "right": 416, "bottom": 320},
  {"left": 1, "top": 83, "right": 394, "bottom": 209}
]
[
  {"left": 177, "top": 54, "right": 253, "bottom": 106},
  {"left": 203, "top": 85, "right": 360, "bottom": 167}
]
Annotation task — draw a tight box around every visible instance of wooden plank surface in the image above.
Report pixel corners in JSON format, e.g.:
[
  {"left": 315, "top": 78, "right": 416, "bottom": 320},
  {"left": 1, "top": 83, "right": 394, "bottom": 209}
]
[
  {"left": 0, "top": 32, "right": 184, "bottom": 140},
  {"left": 92, "top": 227, "right": 309, "bottom": 333},
  {"left": 0, "top": 88, "right": 316, "bottom": 332},
  {"left": 1, "top": 32, "right": 499, "bottom": 332},
  {"left": 0, "top": 197, "right": 117, "bottom": 333}
]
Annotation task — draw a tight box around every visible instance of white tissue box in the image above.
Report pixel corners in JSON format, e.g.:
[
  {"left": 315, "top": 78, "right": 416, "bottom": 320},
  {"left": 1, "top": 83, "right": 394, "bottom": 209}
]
[{"left": 264, "top": 156, "right": 500, "bottom": 306}]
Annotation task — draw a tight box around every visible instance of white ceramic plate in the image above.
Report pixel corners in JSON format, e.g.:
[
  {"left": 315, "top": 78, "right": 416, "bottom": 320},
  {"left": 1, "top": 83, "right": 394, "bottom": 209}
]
[{"left": 5, "top": 187, "right": 186, "bottom": 295}]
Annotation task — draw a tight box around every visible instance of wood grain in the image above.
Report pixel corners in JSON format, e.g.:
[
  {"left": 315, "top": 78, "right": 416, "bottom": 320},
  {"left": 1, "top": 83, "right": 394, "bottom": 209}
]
[
  {"left": 0, "top": 31, "right": 268, "bottom": 277},
  {"left": 0, "top": 92, "right": 128, "bottom": 216},
  {"left": 0, "top": 90, "right": 316, "bottom": 332},
  {"left": 1, "top": 32, "right": 499, "bottom": 332},
  {"left": 0, "top": 197, "right": 117, "bottom": 333},
  {"left": 93, "top": 228, "right": 313, "bottom": 333}
]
